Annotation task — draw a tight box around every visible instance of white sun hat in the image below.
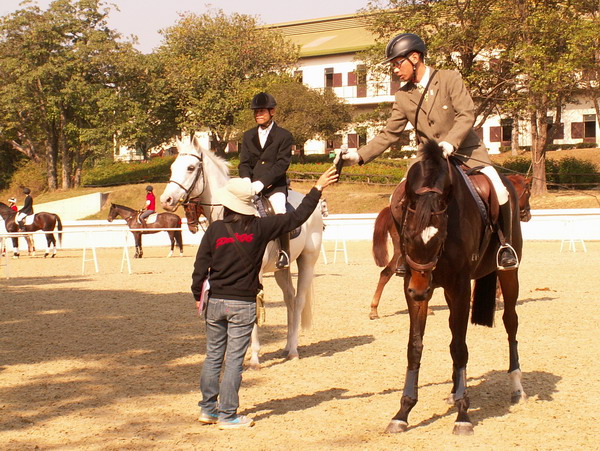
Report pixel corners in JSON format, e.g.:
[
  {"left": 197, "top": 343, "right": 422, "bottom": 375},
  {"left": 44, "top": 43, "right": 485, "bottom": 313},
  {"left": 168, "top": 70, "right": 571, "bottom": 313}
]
[
  {"left": 8, "top": 197, "right": 16, "bottom": 203},
  {"left": 215, "top": 178, "right": 258, "bottom": 216}
]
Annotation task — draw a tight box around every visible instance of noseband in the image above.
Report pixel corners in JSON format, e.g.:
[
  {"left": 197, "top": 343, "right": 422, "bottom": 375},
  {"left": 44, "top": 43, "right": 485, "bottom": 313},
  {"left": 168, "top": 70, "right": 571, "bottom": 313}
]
[{"left": 168, "top": 153, "right": 205, "bottom": 206}]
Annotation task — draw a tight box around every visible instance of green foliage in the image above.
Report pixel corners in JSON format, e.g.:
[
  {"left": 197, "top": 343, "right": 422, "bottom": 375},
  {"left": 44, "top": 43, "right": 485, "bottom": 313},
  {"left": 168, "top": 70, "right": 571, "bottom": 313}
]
[
  {"left": 81, "top": 157, "right": 176, "bottom": 186},
  {"left": 7, "top": 160, "right": 47, "bottom": 194},
  {"left": 499, "top": 156, "right": 600, "bottom": 189},
  {"left": 157, "top": 10, "right": 298, "bottom": 154}
]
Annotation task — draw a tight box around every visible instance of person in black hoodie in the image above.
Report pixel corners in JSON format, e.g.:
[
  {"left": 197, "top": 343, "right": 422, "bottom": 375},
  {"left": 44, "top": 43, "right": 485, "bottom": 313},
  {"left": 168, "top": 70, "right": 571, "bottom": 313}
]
[{"left": 192, "top": 166, "right": 338, "bottom": 429}]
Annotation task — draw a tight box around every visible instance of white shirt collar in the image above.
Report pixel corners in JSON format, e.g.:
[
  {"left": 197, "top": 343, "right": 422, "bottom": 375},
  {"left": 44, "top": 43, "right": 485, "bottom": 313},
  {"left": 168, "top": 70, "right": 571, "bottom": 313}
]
[
  {"left": 417, "top": 66, "right": 431, "bottom": 90},
  {"left": 258, "top": 121, "right": 274, "bottom": 147}
]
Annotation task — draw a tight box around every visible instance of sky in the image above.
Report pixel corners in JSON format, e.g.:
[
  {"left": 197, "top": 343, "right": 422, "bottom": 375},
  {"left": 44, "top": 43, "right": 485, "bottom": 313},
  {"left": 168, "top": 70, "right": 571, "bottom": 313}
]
[{"left": 1, "top": 0, "right": 372, "bottom": 53}]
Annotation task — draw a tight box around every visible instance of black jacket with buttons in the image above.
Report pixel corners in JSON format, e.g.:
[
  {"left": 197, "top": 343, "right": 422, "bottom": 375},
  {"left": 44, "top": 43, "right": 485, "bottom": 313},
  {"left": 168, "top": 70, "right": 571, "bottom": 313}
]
[{"left": 238, "top": 122, "right": 293, "bottom": 196}]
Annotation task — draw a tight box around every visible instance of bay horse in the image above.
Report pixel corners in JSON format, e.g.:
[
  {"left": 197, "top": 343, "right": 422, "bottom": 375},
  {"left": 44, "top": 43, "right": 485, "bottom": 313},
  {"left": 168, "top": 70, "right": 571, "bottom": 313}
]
[
  {"left": 369, "top": 173, "right": 532, "bottom": 320},
  {"left": 107, "top": 203, "right": 183, "bottom": 258},
  {"left": 383, "top": 142, "right": 526, "bottom": 435},
  {"left": 0, "top": 202, "right": 62, "bottom": 257},
  {"left": 159, "top": 138, "right": 324, "bottom": 369}
]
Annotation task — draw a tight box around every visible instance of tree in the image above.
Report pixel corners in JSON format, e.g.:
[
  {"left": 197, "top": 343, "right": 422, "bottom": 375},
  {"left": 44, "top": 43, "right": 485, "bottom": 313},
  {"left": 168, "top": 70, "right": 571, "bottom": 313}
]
[
  {"left": 157, "top": 9, "right": 298, "bottom": 155},
  {"left": 235, "top": 77, "right": 353, "bottom": 159},
  {"left": 491, "top": 0, "right": 600, "bottom": 194},
  {"left": 0, "top": 0, "right": 143, "bottom": 189}
]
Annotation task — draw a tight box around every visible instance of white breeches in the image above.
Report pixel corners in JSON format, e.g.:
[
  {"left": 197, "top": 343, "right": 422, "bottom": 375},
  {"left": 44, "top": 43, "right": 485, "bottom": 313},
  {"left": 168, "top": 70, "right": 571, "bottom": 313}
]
[
  {"left": 268, "top": 192, "right": 286, "bottom": 214},
  {"left": 480, "top": 166, "right": 509, "bottom": 205},
  {"left": 15, "top": 212, "right": 26, "bottom": 222}
]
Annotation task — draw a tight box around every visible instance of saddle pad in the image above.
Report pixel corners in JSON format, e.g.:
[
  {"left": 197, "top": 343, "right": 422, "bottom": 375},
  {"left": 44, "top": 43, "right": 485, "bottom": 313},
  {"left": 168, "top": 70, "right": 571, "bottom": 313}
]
[
  {"left": 14, "top": 215, "right": 35, "bottom": 226},
  {"left": 255, "top": 197, "right": 301, "bottom": 240},
  {"left": 138, "top": 213, "right": 158, "bottom": 224}
]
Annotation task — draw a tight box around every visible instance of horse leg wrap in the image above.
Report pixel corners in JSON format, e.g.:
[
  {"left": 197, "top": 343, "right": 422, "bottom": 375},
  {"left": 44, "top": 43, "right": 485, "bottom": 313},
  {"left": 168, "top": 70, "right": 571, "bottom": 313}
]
[
  {"left": 402, "top": 368, "right": 419, "bottom": 400},
  {"left": 452, "top": 366, "right": 468, "bottom": 401}
]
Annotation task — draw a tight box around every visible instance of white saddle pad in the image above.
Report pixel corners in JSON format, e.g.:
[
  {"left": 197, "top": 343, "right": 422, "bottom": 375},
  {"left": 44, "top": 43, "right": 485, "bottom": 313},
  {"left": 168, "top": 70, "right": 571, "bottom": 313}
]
[{"left": 143, "top": 213, "right": 159, "bottom": 224}]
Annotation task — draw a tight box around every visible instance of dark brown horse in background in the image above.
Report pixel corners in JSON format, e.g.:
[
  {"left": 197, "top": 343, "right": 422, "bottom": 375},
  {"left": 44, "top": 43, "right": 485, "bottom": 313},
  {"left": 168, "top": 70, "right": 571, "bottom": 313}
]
[
  {"left": 380, "top": 142, "right": 526, "bottom": 435},
  {"left": 369, "top": 173, "right": 532, "bottom": 320},
  {"left": 0, "top": 202, "right": 62, "bottom": 258},
  {"left": 107, "top": 203, "right": 183, "bottom": 258}
]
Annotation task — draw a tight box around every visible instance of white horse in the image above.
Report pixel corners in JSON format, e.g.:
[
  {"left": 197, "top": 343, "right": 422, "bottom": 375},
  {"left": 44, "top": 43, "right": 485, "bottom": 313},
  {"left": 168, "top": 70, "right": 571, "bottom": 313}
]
[{"left": 160, "top": 138, "right": 324, "bottom": 368}]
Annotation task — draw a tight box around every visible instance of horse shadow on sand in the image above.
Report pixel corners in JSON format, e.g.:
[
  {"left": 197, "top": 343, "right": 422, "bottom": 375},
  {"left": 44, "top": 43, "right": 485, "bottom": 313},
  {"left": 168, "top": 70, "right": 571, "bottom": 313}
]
[{"left": 245, "top": 369, "right": 560, "bottom": 427}]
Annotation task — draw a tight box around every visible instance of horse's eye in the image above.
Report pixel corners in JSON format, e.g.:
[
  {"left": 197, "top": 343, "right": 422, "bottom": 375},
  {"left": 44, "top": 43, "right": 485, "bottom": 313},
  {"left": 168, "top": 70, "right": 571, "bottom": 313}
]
[{"left": 187, "top": 165, "right": 195, "bottom": 172}]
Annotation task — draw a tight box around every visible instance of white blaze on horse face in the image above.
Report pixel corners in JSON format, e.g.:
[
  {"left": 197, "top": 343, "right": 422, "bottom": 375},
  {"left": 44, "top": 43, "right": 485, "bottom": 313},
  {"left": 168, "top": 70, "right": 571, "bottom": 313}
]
[
  {"left": 160, "top": 154, "right": 201, "bottom": 208},
  {"left": 421, "top": 226, "right": 438, "bottom": 244}
]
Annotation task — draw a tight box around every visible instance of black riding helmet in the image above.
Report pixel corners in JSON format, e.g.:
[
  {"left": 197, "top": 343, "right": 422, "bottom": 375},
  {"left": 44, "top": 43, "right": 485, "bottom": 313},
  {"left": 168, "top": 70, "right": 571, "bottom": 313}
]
[
  {"left": 146, "top": 185, "right": 153, "bottom": 192},
  {"left": 251, "top": 92, "right": 277, "bottom": 110},
  {"left": 23, "top": 187, "right": 31, "bottom": 194},
  {"left": 383, "top": 33, "right": 427, "bottom": 63}
]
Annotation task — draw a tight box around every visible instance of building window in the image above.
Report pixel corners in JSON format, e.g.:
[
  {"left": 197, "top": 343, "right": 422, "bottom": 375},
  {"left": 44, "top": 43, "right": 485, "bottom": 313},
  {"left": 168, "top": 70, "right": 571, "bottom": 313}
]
[
  {"left": 501, "top": 118, "right": 513, "bottom": 144},
  {"left": 571, "top": 114, "right": 597, "bottom": 141},
  {"left": 347, "top": 133, "right": 358, "bottom": 148},
  {"left": 390, "top": 70, "right": 400, "bottom": 94},
  {"left": 325, "top": 67, "right": 334, "bottom": 88}
]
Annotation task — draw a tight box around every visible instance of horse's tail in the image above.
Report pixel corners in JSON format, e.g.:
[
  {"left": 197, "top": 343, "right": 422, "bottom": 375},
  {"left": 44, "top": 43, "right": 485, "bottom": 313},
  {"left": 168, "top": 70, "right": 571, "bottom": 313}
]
[
  {"left": 373, "top": 206, "right": 393, "bottom": 267},
  {"left": 55, "top": 214, "right": 63, "bottom": 246},
  {"left": 471, "top": 272, "right": 497, "bottom": 327}
]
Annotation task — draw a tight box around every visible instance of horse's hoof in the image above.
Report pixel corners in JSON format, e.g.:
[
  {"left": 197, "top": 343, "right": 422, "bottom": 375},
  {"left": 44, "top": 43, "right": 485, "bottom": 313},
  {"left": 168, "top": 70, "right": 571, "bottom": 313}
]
[
  {"left": 248, "top": 362, "right": 261, "bottom": 371},
  {"left": 286, "top": 353, "right": 300, "bottom": 361},
  {"left": 453, "top": 422, "right": 474, "bottom": 436},
  {"left": 167, "top": 252, "right": 173, "bottom": 258},
  {"left": 44, "top": 253, "right": 48, "bottom": 258},
  {"left": 179, "top": 253, "right": 184, "bottom": 257},
  {"left": 511, "top": 390, "right": 528, "bottom": 404},
  {"left": 385, "top": 420, "right": 408, "bottom": 433},
  {"left": 446, "top": 393, "right": 455, "bottom": 405},
  {"left": 369, "top": 311, "right": 380, "bottom": 320},
  {"left": 51, "top": 254, "right": 56, "bottom": 258}
]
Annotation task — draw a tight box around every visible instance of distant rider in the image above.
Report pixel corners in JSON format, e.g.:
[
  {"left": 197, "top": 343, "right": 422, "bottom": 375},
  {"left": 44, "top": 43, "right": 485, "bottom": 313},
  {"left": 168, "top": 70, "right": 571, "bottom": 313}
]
[
  {"left": 16, "top": 188, "right": 33, "bottom": 230},
  {"left": 8, "top": 197, "right": 18, "bottom": 212},
  {"left": 140, "top": 185, "right": 156, "bottom": 226}
]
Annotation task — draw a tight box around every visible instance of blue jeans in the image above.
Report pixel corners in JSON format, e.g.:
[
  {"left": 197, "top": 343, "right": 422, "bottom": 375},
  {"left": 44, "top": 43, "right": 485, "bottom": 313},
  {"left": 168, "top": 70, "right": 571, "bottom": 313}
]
[{"left": 199, "top": 297, "right": 256, "bottom": 420}]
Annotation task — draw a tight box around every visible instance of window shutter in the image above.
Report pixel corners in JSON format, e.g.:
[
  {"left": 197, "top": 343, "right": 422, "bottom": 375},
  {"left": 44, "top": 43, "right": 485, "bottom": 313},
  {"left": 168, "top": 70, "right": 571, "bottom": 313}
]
[
  {"left": 333, "top": 73, "right": 342, "bottom": 87},
  {"left": 571, "top": 122, "right": 584, "bottom": 139},
  {"left": 489, "top": 126, "right": 502, "bottom": 142},
  {"left": 348, "top": 72, "right": 357, "bottom": 86},
  {"left": 347, "top": 133, "right": 358, "bottom": 148}
]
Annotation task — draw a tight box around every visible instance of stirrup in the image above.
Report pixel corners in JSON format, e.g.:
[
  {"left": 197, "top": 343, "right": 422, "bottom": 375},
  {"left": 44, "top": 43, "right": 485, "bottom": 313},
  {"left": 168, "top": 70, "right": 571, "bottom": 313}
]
[
  {"left": 276, "top": 250, "right": 290, "bottom": 269},
  {"left": 497, "top": 244, "right": 519, "bottom": 271},
  {"left": 395, "top": 263, "right": 408, "bottom": 277}
]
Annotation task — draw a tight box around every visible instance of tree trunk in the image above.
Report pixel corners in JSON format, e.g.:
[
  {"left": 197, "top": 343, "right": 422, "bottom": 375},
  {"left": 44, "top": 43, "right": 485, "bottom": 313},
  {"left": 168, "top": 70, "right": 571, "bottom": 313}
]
[
  {"left": 45, "top": 126, "right": 59, "bottom": 191},
  {"left": 511, "top": 117, "right": 519, "bottom": 156},
  {"left": 60, "top": 111, "right": 72, "bottom": 189},
  {"left": 530, "top": 110, "right": 548, "bottom": 195}
]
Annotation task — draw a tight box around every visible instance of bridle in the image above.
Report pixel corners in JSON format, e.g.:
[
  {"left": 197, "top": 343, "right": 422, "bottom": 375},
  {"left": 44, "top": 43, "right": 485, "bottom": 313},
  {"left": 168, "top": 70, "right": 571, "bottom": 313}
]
[
  {"left": 402, "top": 186, "right": 448, "bottom": 274},
  {"left": 168, "top": 153, "right": 205, "bottom": 206}
]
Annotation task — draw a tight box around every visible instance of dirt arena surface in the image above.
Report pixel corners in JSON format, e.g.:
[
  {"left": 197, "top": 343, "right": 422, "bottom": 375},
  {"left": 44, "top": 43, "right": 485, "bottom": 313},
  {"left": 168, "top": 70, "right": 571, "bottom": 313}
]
[{"left": 1, "top": 240, "right": 599, "bottom": 450}]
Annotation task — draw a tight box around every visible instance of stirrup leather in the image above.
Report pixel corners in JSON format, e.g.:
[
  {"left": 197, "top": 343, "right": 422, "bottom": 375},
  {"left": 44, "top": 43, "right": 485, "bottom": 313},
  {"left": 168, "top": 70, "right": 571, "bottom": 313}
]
[{"left": 496, "top": 243, "right": 519, "bottom": 271}]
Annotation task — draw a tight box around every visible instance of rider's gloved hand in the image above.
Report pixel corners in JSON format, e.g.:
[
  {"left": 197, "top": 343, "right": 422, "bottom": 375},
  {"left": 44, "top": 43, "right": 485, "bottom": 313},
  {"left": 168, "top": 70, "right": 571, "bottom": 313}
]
[
  {"left": 251, "top": 181, "right": 264, "bottom": 195},
  {"left": 333, "top": 145, "right": 361, "bottom": 167},
  {"left": 241, "top": 177, "right": 251, "bottom": 183},
  {"left": 440, "top": 141, "right": 455, "bottom": 158}
]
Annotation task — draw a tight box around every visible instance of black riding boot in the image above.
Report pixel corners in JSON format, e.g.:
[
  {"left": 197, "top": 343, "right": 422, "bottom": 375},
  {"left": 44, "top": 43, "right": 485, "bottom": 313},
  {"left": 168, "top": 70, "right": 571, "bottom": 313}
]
[
  {"left": 395, "top": 255, "right": 408, "bottom": 277},
  {"left": 498, "top": 203, "right": 518, "bottom": 270},
  {"left": 18, "top": 220, "right": 25, "bottom": 231},
  {"left": 276, "top": 233, "right": 290, "bottom": 269}
]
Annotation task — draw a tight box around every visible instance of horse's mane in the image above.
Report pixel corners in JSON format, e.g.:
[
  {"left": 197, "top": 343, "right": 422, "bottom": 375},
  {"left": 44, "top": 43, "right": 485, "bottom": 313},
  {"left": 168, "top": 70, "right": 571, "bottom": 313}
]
[
  {"left": 411, "top": 141, "right": 445, "bottom": 233},
  {"left": 112, "top": 203, "right": 136, "bottom": 212},
  {"left": 175, "top": 138, "right": 230, "bottom": 181},
  {"left": 0, "top": 202, "right": 14, "bottom": 215}
]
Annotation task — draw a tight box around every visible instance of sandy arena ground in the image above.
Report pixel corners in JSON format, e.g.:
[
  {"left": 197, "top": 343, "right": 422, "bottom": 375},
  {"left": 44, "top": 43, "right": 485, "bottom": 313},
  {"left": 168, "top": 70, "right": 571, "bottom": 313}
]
[{"left": 1, "top": 240, "right": 600, "bottom": 450}]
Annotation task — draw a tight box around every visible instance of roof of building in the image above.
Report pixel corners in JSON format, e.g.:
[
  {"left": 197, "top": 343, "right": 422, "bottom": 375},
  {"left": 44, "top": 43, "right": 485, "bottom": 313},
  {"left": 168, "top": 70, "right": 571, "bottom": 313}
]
[{"left": 268, "top": 13, "right": 378, "bottom": 58}]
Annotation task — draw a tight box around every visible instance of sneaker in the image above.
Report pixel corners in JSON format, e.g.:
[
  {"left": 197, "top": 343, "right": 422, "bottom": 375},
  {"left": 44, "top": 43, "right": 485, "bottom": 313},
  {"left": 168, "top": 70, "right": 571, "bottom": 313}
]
[
  {"left": 198, "top": 412, "right": 218, "bottom": 424},
  {"left": 217, "top": 415, "right": 255, "bottom": 430}
]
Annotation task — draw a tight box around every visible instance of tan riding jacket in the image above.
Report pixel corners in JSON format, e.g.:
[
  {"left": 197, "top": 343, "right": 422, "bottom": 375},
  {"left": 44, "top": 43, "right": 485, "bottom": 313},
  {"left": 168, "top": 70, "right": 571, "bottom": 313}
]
[{"left": 358, "top": 69, "right": 491, "bottom": 169}]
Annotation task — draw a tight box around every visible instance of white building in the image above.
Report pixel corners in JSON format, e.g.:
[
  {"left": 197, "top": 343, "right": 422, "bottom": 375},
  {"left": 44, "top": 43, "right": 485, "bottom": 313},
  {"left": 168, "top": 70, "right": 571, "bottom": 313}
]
[{"left": 270, "top": 13, "right": 599, "bottom": 155}]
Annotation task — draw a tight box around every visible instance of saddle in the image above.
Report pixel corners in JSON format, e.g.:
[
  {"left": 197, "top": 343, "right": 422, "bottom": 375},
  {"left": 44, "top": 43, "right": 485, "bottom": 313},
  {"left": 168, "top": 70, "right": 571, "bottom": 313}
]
[
  {"left": 137, "top": 212, "right": 158, "bottom": 225},
  {"left": 255, "top": 195, "right": 301, "bottom": 240}
]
